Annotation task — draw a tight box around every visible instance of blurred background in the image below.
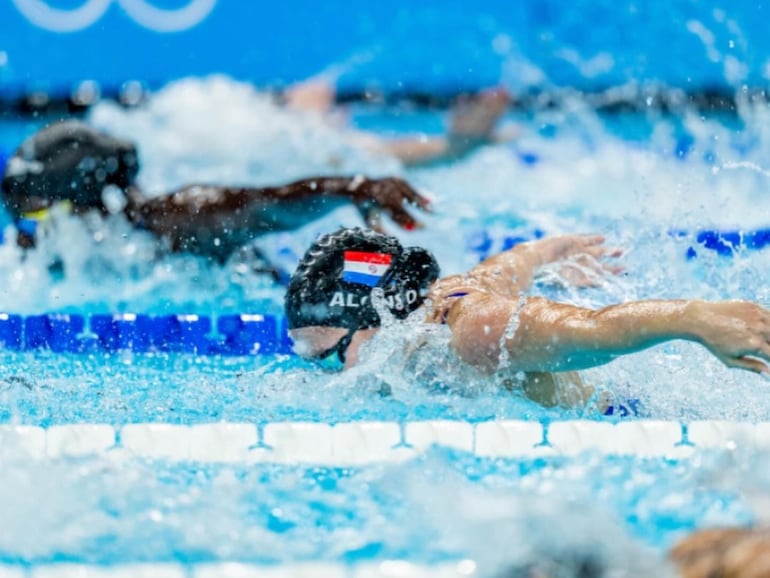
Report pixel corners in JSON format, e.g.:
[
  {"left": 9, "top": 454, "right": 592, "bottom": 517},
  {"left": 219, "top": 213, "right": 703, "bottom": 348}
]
[{"left": 1, "top": 0, "right": 767, "bottom": 109}]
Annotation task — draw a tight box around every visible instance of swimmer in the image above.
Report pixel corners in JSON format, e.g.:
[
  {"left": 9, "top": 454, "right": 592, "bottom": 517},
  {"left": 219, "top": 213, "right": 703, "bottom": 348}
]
[
  {"left": 1, "top": 74, "right": 510, "bottom": 254},
  {"left": 1, "top": 120, "right": 429, "bottom": 270},
  {"left": 286, "top": 228, "right": 770, "bottom": 409},
  {"left": 669, "top": 526, "right": 770, "bottom": 578},
  {"left": 283, "top": 76, "right": 512, "bottom": 166}
]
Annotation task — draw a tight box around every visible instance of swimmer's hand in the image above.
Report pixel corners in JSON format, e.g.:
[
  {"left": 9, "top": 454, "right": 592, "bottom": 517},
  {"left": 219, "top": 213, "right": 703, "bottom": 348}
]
[
  {"left": 461, "top": 233, "right": 622, "bottom": 298},
  {"left": 527, "top": 234, "right": 623, "bottom": 266},
  {"left": 526, "top": 234, "right": 624, "bottom": 287},
  {"left": 688, "top": 300, "right": 770, "bottom": 375},
  {"left": 346, "top": 176, "right": 431, "bottom": 232}
]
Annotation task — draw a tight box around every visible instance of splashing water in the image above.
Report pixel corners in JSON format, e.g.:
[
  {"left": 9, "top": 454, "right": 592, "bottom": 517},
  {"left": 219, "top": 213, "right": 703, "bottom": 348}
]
[
  {"left": 3, "top": 16, "right": 770, "bottom": 575},
  {"left": 0, "top": 445, "right": 757, "bottom": 571},
  {"left": 1, "top": 74, "right": 770, "bottom": 420}
]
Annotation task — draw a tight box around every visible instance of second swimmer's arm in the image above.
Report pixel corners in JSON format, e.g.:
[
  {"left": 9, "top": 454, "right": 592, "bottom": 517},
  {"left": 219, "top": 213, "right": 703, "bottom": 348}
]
[
  {"left": 240, "top": 177, "right": 367, "bottom": 232},
  {"left": 255, "top": 175, "right": 430, "bottom": 231},
  {"left": 445, "top": 295, "right": 770, "bottom": 375},
  {"left": 127, "top": 176, "right": 429, "bottom": 235}
]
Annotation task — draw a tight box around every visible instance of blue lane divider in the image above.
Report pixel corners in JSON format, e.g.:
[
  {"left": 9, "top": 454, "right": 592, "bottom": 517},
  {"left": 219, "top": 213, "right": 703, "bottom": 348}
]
[
  {"left": 603, "top": 399, "right": 642, "bottom": 417},
  {"left": 25, "top": 314, "right": 85, "bottom": 352},
  {"left": 0, "top": 313, "right": 294, "bottom": 355},
  {"left": 688, "top": 228, "right": 770, "bottom": 258},
  {"left": 90, "top": 313, "right": 154, "bottom": 352},
  {"left": 149, "top": 314, "right": 213, "bottom": 353},
  {"left": 217, "top": 314, "right": 278, "bottom": 355},
  {"left": 469, "top": 228, "right": 770, "bottom": 262},
  {"left": 0, "top": 314, "right": 22, "bottom": 349}
]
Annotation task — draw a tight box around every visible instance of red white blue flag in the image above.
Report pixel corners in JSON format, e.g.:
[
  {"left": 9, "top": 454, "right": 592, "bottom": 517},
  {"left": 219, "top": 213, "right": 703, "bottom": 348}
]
[{"left": 342, "top": 251, "right": 392, "bottom": 286}]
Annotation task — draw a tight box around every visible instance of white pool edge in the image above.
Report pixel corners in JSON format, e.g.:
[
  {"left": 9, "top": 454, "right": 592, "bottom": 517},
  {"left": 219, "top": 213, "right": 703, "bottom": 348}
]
[{"left": 0, "top": 419, "right": 763, "bottom": 463}]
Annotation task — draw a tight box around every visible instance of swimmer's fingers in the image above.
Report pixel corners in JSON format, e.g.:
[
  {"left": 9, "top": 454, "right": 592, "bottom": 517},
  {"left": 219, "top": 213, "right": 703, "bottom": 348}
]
[
  {"left": 358, "top": 201, "right": 418, "bottom": 233},
  {"left": 591, "top": 245, "right": 624, "bottom": 259},
  {"left": 542, "top": 234, "right": 624, "bottom": 264},
  {"left": 357, "top": 204, "right": 385, "bottom": 233},
  {"left": 355, "top": 177, "right": 429, "bottom": 230},
  {"left": 578, "top": 237, "right": 624, "bottom": 260},
  {"left": 389, "top": 177, "right": 432, "bottom": 212},
  {"left": 724, "top": 355, "right": 770, "bottom": 375},
  {"left": 717, "top": 338, "right": 770, "bottom": 374},
  {"left": 578, "top": 234, "right": 606, "bottom": 246},
  {"left": 571, "top": 234, "right": 623, "bottom": 253},
  {"left": 590, "top": 254, "right": 625, "bottom": 276},
  {"left": 572, "top": 251, "right": 624, "bottom": 270},
  {"left": 377, "top": 178, "right": 427, "bottom": 230},
  {"left": 753, "top": 339, "right": 770, "bottom": 362},
  {"left": 383, "top": 204, "right": 422, "bottom": 231},
  {"left": 409, "top": 189, "right": 433, "bottom": 213},
  {"left": 565, "top": 255, "right": 624, "bottom": 282}
]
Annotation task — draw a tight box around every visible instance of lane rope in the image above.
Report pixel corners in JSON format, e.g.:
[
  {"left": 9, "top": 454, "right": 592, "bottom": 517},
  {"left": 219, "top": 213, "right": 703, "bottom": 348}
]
[
  {"left": 0, "top": 419, "right": 759, "bottom": 463},
  {"left": 0, "top": 313, "right": 293, "bottom": 355}
]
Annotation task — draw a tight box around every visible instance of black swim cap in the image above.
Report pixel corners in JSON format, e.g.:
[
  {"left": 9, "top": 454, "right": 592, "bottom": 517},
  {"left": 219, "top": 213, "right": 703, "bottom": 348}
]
[
  {"left": 1, "top": 120, "right": 139, "bottom": 218},
  {"left": 285, "top": 227, "right": 440, "bottom": 331}
]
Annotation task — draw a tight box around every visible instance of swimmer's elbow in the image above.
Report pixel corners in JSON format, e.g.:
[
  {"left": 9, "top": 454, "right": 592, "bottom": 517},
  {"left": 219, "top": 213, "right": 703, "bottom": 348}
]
[
  {"left": 449, "top": 331, "right": 501, "bottom": 373},
  {"left": 446, "top": 297, "right": 516, "bottom": 372}
]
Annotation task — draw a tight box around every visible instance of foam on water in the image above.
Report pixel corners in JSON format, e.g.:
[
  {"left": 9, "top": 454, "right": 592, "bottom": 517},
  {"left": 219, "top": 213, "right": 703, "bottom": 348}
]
[
  {"left": 0, "top": 446, "right": 756, "bottom": 569},
  {"left": 89, "top": 75, "right": 401, "bottom": 194}
]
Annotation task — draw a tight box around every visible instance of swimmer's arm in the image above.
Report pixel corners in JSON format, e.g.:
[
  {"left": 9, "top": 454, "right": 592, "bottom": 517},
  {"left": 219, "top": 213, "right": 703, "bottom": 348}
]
[
  {"left": 446, "top": 295, "right": 770, "bottom": 375},
  {"left": 381, "top": 88, "right": 511, "bottom": 167},
  {"left": 141, "top": 177, "right": 429, "bottom": 233},
  {"left": 254, "top": 176, "right": 430, "bottom": 231},
  {"left": 238, "top": 177, "right": 364, "bottom": 232},
  {"left": 126, "top": 179, "right": 355, "bottom": 234},
  {"left": 465, "top": 241, "right": 544, "bottom": 296},
  {"left": 381, "top": 138, "right": 450, "bottom": 167}
]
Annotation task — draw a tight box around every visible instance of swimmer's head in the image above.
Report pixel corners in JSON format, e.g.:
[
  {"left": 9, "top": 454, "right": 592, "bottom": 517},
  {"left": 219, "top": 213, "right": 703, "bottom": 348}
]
[
  {"left": 51, "top": 121, "right": 140, "bottom": 195},
  {"left": 285, "top": 227, "right": 440, "bottom": 336},
  {"left": 2, "top": 121, "right": 140, "bottom": 217}
]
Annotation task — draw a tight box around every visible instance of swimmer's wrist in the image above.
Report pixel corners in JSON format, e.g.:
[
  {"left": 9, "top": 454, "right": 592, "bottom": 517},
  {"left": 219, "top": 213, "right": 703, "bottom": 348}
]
[
  {"left": 513, "top": 241, "right": 547, "bottom": 268},
  {"left": 680, "top": 300, "right": 709, "bottom": 342}
]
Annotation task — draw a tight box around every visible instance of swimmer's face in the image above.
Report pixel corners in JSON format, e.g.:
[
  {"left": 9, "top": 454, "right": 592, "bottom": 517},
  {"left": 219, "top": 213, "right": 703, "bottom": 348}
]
[{"left": 289, "top": 326, "right": 378, "bottom": 370}]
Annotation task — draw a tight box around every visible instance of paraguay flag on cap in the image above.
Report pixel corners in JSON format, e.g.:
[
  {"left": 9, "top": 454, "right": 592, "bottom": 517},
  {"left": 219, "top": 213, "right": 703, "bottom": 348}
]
[{"left": 342, "top": 251, "right": 393, "bottom": 286}]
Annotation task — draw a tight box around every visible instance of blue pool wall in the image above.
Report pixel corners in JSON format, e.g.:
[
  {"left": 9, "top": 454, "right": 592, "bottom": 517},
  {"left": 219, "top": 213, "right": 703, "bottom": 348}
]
[{"left": 0, "top": 0, "right": 768, "bottom": 97}]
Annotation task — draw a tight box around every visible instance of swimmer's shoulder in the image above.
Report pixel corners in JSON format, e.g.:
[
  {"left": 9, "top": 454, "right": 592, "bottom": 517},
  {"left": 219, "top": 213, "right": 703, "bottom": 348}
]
[{"left": 426, "top": 275, "right": 486, "bottom": 325}]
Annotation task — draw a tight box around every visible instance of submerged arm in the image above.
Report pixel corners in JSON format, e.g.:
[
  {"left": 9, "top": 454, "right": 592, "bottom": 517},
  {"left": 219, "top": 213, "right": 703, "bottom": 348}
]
[{"left": 446, "top": 294, "right": 770, "bottom": 375}]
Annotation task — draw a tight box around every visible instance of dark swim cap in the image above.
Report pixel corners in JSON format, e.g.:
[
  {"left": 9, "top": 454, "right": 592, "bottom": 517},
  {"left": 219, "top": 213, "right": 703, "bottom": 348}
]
[
  {"left": 285, "top": 227, "right": 440, "bottom": 331},
  {"left": 1, "top": 120, "right": 139, "bottom": 218}
]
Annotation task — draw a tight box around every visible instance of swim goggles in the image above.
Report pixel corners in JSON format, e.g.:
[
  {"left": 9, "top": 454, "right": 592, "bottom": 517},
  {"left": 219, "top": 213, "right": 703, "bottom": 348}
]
[
  {"left": 309, "top": 328, "right": 355, "bottom": 371},
  {"left": 16, "top": 201, "right": 73, "bottom": 239}
]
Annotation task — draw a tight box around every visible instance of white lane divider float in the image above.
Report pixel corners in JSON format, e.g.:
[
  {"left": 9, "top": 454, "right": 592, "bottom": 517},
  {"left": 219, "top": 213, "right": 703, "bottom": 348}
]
[
  {"left": 2, "top": 561, "right": 478, "bottom": 578},
  {"left": 0, "top": 420, "right": 766, "bottom": 464}
]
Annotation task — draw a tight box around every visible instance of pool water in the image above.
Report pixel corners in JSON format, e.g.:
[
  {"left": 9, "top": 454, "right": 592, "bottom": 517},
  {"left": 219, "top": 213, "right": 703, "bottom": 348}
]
[
  {"left": 2, "top": 76, "right": 770, "bottom": 575},
  {"left": 0, "top": 448, "right": 757, "bottom": 572}
]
